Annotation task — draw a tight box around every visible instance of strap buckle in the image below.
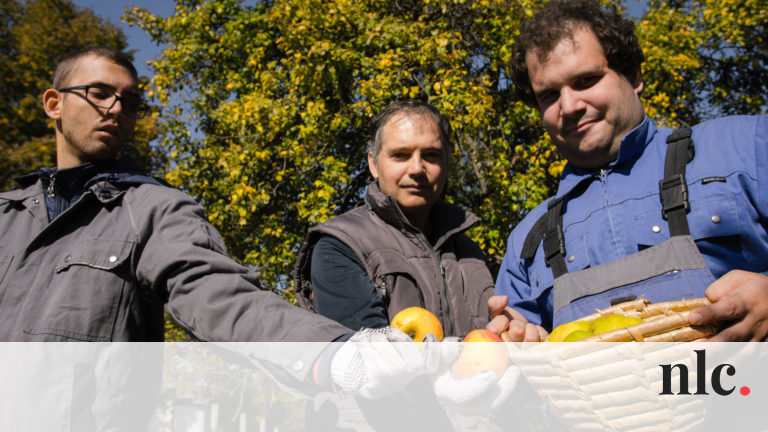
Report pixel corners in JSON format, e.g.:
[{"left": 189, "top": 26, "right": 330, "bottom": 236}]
[
  {"left": 543, "top": 227, "right": 566, "bottom": 262},
  {"left": 659, "top": 174, "right": 690, "bottom": 220}
]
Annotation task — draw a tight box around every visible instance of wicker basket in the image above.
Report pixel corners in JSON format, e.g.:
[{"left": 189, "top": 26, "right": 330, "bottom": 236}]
[
  {"left": 570, "top": 297, "right": 717, "bottom": 342},
  {"left": 507, "top": 298, "right": 717, "bottom": 431}
]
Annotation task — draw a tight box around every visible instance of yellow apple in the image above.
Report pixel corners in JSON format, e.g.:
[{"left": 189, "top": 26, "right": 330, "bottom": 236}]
[
  {"left": 390, "top": 307, "right": 444, "bottom": 342},
  {"left": 549, "top": 321, "right": 592, "bottom": 342},
  {"left": 589, "top": 315, "right": 644, "bottom": 335},
  {"left": 562, "top": 329, "right": 594, "bottom": 342},
  {"left": 451, "top": 329, "right": 510, "bottom": 379}
]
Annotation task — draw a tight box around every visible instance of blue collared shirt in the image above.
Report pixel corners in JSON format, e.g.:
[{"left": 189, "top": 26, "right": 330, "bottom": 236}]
[{"left": 495, "top": 115, "right": 768, "bottom": 330}]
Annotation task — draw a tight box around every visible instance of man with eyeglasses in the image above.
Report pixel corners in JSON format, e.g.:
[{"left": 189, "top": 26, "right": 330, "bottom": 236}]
[{"left": 0, "top": 48, "right": 442, "bottom": 405}]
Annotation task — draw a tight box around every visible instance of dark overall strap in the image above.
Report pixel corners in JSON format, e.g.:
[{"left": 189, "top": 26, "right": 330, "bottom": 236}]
[
  {"left": 522, "top": 127, "right": 695, "bottom": 281},
  {"left": 660, "top": 127, "right": 695, "bottom": 236},
  {"left": 521, "top": 196, "right": 568, "bottom": 278}
]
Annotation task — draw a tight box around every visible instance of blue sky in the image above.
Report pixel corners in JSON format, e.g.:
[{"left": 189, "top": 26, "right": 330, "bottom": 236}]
[{"left": 70, "top": 0, "right": 175, "bottom": 77}]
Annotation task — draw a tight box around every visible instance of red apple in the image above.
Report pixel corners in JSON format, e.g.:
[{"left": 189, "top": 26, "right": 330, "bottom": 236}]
[{"left": 451, "top": 329, "right": 509, "bottom": 379}]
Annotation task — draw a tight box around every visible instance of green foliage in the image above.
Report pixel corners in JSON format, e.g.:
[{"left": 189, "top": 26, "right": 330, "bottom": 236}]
[
  {"left": 165, "top": 312, "right": 193, "bottom": 341},
  {"left": 0, "top": 0, "right": 177, "bottom": 337},
  {"left": 127, "top": 0, "right": 766, "bottom": 299},
  {"left": 128, "top": 0, "right": 551, "bottom": 292},
  {"left": 0, "top": 0, "right": 164, "bottom": 189},
  {"left": 638, "top": 0, "right": 768, "bottom": 126}
]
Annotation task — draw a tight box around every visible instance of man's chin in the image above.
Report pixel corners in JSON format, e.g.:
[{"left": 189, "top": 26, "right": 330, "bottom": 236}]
[
  {"left": 398, "top": 200, "right": 433, "bottom": 215},
  {"left": 88, "top": 142, "right": 122, "bottom": 162}
]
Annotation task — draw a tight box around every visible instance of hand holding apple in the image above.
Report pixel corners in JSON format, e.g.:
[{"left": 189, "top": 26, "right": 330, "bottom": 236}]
[
  {"left": 434, "top": 329, "right": 519, "bottom": 414},
  {"left": 451, "top": 329, "right": 510, "bottom": 379}
]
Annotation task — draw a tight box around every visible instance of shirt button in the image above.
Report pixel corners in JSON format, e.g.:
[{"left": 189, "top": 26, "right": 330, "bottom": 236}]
[
  {"left": 292, "top": 360, "right": 304, "bottom": 371},
  {"left": 535, "top": 278, "right": 540, "bottom": 286},
  {"left": 652, "top": 225, "right": 661, "bottom": 233},
  {"left": 108, "top": 255, "right": 118, "bottom": 263},
  {"left": 711, "top": 215, "right": 721, "bottom": 224},
  {"left": 567, "top": 255, "right": 575, "bottom": 263},
  {"left": 64, "top": 255, "right": 71, "bottom": 262},
  {"left": 32, "top": 199, "right": 39, "bottom": 204}
]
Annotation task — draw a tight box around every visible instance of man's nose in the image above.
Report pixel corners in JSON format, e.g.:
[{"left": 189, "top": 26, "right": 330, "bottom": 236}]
[
  {"left": 407, "top": 154, "right": 425, "bottom": 175},
  {"left": 106, "top": 97, "right": 125, "bottom": 117},
  {"left": 559, "top": 87, "right": 585, "bottom": 116}
]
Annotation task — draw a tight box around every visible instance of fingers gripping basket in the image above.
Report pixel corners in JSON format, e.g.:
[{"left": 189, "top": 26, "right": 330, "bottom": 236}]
[{"left": 508, "top": 298, "right": 717, "bottom": 431}]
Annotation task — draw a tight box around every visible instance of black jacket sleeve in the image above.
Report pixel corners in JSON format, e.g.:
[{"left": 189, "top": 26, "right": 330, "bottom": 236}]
[{"left": 310, "top": 235, "right": 389, "bottom": 330}]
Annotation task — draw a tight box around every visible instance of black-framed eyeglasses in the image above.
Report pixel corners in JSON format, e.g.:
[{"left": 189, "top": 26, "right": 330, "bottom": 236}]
[{"left": 57, "top": 85, "right": 150, "bottom": 119}]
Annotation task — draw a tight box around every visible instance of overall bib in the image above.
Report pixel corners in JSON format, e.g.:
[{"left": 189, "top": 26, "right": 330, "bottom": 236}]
[{"left": 522, "top": 128, "right": 716, "bottom": 328}]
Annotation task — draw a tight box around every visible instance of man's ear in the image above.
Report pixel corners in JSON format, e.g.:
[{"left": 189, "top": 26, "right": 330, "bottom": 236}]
[
  {"left": 43, "top": 88, "right": 62, "bottom": 120},
  {"left": 367, "top": 152, "right": 379, "bottom": 179},
  {"left": 631, "top": 69, "right": 644, "bottom": 96}
]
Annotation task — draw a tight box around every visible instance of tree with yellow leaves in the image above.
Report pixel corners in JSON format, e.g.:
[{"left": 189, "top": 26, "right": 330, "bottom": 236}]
[{"left": 127, "top": 0, "right": 766, "bottom": 305}]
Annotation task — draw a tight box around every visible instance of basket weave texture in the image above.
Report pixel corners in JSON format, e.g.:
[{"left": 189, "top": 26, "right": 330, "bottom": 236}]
[
  {"left": 508, "top": 297, "right": 715, "bottom": 431},
  {"left": 575, "top": 297, "right": 716, "bottom": 342}
]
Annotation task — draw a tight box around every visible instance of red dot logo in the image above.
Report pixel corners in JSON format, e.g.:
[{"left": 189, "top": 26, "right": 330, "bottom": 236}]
[{"left": 740, "top": 386, "right": 750, "bottom": 396}]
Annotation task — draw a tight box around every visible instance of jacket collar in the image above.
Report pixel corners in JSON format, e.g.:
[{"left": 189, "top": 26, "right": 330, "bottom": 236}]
[
  {"left": 364, "top": 181, "right": 478, "bottom": 248},
  {"left": 12, "top": 158, "right": 167, "bottom": 193},
  {"left": 556, "top": 117, "right": 656, "bottom": 199},
  {"left": 0, "top": 182, "right": 42, "bottom": 202}
]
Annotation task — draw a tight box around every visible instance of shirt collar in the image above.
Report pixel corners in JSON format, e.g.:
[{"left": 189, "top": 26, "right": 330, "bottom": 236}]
[{"left": 556, "top": 117, "right": 655, "bottom": 198}]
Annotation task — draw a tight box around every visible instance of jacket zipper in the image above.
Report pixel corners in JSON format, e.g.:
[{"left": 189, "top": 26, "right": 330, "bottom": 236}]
[
  {"left": 47, "top": 173, "right": 56, "bottom": 197},
  {"left": 600, "top": 168, "right": 620, "bottom": 252}
]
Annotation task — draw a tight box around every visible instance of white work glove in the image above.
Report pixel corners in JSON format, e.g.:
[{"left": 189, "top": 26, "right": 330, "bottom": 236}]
[
  {"left": 330, "top": 327, "right": 440, "bottom": 399},
  {"left": 433, "top": 340, "right": 520, "bottom": 414}
]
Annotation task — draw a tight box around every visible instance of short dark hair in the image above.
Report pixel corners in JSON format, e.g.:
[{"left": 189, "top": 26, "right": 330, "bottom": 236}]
[
  {"left": 53, "top": 48, "right": 139, "bottom": 89},
  {"left": 367, "top": 100, "right": 453, "bottom": 161},
  {"left": 510, "top": 0, "right": 644, "bottom": 107}
]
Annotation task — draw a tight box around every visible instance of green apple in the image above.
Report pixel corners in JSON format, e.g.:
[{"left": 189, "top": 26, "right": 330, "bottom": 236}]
[
  {"left": 549, "top": 321, "right": 592, "bottom": 342},
  {"left": 589, "top": 315, "right": 644, "bottom": 335},
  {"left": 563, "top": 329, "right": 594, "bottom": 342}
]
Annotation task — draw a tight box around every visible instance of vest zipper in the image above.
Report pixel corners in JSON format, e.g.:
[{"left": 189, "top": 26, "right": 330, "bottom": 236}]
[
  {"left": 439, "top": 261, "right": 453, "bottom": 335},
  {"left": 417, "top": 231, "right": 454, "bottom": 337}
]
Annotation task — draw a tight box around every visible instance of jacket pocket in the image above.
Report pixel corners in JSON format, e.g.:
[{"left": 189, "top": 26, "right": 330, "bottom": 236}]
[
  {"left": 23, "top": 238, "right": 134, "bottom": 341},
  {"left": 366, "top": 249, "right": 423, "bottom": 318},
  {"left": 636, "top": 194, "right": 742, "bottom": 249}
]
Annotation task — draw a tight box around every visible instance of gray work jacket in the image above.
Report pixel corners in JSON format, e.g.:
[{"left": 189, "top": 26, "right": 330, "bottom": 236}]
[
  {"left": 295, "top": 181, "right": 494, "bottom": 337},
  {"left": 0, "top": 173, "right": 350, "bottom": 348}
]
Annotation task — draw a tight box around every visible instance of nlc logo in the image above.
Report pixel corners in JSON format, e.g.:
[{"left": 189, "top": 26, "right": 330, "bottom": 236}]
[{"left": 659, "top": 349, "right": 750, "bottom": 396}]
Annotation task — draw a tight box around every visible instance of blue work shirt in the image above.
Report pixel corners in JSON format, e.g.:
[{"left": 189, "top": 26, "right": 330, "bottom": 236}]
[{"left": 495, "top": 115, "right": 768, "bottom": 331}]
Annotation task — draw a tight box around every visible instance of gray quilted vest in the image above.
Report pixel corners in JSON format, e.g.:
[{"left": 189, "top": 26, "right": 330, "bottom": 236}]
[{"left": 294, "top": 182, "right": 493, "bottom": 337}]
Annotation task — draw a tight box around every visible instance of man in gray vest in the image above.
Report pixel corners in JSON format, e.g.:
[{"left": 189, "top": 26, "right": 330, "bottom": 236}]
[
  {"left": 295, "top": 101, "right": 517, "bottom": 424},
  {"left": 295, "top": 100, "right": 495, "bottom": 338}
]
